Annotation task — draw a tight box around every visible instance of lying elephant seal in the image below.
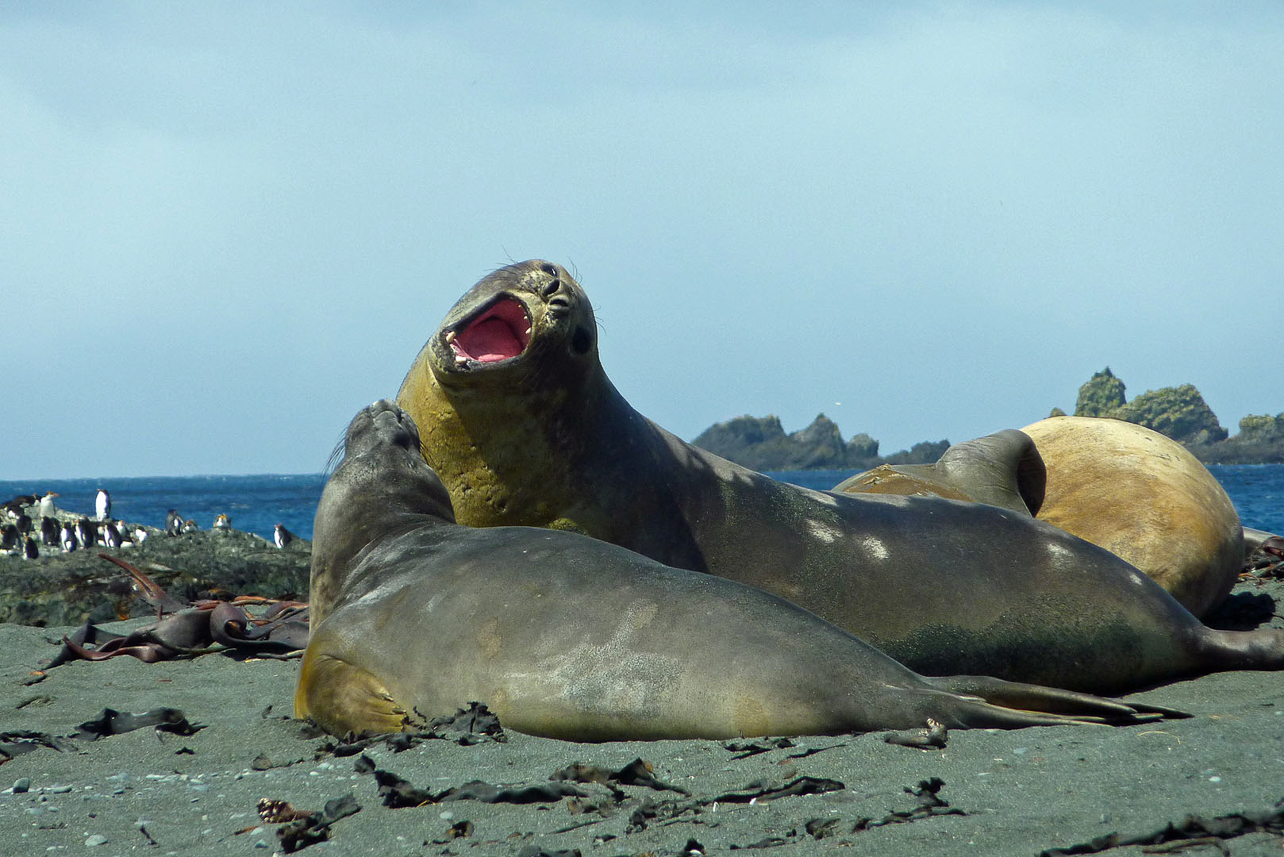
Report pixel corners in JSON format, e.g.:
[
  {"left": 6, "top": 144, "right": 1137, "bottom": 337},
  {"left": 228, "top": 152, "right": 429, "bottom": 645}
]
[
  {"left": 833, "top": 429, "right": 1045, "bottom": 516},
  {"left": 395, "top": 260, "right": 1284, "bottom": 694},
  {"left": 1020, "top": 416, "right": 1243, "bottom": 616},
  {"left": 835, "top": 417, "right": 1244, "bottom": 617},
  {"left": 295, "top": 401, "right": 1173, "bottom": 740}
]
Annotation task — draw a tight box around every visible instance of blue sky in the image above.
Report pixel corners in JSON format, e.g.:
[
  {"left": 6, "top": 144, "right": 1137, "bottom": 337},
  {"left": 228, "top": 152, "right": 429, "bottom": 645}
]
[{"left": 3, "top": 2, "right": 1281, "bottom": 479}]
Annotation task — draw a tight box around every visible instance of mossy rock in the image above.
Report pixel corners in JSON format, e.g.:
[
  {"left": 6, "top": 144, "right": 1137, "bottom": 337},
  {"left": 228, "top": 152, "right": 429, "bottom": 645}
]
[
  {"left": 1074, "top": 367, "right": 1127, "bottom": 417},
  {"left": 1238, "top": 413, "right": 1284, "bottom": 441},
  {"left": 1114, "top": 384, "right": 1228, "bottom": 445}
]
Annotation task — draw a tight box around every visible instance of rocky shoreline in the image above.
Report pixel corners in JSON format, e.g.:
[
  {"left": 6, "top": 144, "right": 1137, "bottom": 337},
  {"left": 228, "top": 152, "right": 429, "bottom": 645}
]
[{"left": 0, "top": 509, "right": 310, "bottom": 628}]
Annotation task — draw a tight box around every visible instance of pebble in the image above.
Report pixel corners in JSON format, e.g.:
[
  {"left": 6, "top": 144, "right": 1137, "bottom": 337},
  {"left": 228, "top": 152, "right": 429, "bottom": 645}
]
[
  {"left": 12, "top": 777, "right": 30, "bottom": 793},
  {"left": 84, "top": 834, "right": 107, "bottom": 847}
]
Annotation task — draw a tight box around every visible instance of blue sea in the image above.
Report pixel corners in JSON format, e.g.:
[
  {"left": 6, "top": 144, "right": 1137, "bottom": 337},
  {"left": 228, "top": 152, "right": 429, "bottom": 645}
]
[
  {"left": 0, "top": 474, "right": 326, "bottom": 542},
  {"left": 2, "top": 464, "right": 1281, "bottom": 542}
]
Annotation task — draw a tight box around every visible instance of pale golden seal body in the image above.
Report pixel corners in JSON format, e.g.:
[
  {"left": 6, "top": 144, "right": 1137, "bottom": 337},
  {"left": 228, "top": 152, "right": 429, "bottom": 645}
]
[{"left": 1019, "top": 416, "right": 1243, "bottom": 617}]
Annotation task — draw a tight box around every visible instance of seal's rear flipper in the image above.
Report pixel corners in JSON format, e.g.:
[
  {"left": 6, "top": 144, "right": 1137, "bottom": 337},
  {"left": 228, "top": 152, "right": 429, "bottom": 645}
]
[
  {"left": 1244, "top": 527, "right": 1284, "bottom": 558},
  {"left": 925, "top": 675, "right": 1189, "bottom": 723},
  {"left": 295, "top": 651, "right": 410, "bottom": 737}
]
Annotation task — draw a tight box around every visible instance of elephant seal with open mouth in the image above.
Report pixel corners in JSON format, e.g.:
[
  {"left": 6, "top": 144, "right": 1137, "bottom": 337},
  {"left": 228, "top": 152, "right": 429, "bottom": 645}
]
[{"left": 395, "top": 260, "right": 1284, "bottom": 694}]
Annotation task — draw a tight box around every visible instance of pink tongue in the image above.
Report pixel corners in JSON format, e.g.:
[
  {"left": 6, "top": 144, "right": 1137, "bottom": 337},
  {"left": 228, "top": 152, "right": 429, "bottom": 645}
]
[{"left": 458, "top": 317, "right": 522, "bottom": 362}]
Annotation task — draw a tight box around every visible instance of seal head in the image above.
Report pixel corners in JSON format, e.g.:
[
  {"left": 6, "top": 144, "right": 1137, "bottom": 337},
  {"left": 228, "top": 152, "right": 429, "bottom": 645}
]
[
  {"left": 429, "top": 260, "right": 596, "bottom": 386},
  {"left": 399, "top": 261, "right": 704, "bottom": 565}
]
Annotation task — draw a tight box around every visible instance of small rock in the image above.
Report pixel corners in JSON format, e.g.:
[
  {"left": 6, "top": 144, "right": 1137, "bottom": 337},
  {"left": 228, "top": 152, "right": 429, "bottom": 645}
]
[
  {"left": 84, "top": 833, "right": 108, "bottom": 847},
  {"left": 12, "top": 778, "right": 30, "bottom": 793}
]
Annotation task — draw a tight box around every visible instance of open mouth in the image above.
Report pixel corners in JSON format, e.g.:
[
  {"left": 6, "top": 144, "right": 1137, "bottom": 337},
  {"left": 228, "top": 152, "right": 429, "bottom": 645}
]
[{"left": 445, "top": 297, "right": 532, "bottom": 365}]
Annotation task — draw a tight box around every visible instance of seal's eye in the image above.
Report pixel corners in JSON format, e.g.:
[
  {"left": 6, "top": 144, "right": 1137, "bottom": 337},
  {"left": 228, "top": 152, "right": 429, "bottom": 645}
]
[
  {"left": 571, "top": 326, "right": 592, "bottom": 355},
  {"left": 539, "top": 262, "right": 559, "bottom": 277}
]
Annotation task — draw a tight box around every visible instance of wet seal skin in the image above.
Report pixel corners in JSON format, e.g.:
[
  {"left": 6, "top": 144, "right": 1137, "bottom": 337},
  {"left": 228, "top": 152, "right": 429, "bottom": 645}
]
[
  {"left": 396, "top": 260, "right": 1284, "bottom": 694},
  {"left": 294, "top": 401, "right": 1177, "bottom": 741}
]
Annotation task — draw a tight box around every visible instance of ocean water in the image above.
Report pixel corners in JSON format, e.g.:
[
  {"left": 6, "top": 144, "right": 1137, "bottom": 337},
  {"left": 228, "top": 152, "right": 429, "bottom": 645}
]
[
  {"left": 0, "top": 474, "right": 326, "bottom": 542},
  {"left": 2, "top": 463, "right": 1281, "bottom": 543}
]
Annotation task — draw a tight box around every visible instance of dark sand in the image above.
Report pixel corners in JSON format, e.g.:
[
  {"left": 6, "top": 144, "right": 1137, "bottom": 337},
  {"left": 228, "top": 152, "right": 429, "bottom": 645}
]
[{"left": 2, "top": 576, "right": 1283, "bottom": 856}]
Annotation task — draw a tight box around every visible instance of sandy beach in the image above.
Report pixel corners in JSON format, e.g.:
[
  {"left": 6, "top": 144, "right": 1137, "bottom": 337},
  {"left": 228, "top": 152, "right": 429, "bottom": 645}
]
[{"left": 2, "top": 572, "right": 1282, "bottom": 857}]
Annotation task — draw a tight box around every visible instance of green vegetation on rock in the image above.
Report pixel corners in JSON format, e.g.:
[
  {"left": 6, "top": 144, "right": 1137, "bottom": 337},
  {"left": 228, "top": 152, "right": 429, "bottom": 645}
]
[
  {"left": 1239, "top": 413, "right": 1284, "bottom": 440},
  {"left": 1066, "top": 368, "right": 1281, "bottom": 463},
  {"left": 1114, "top": 384, "right": 1228, "bottom": 445},
  {"left": 1074, "top": 367, "right": 1127, "bottom": 417}
]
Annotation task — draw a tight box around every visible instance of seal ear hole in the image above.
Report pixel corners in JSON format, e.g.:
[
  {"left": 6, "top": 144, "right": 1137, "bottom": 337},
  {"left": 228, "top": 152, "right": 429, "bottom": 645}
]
[{"left": 571, "top": 326, "right": 592, "bottom": 355}]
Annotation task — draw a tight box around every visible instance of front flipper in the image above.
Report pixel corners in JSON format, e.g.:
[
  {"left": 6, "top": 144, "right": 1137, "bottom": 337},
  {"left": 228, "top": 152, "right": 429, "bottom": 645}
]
[
  {"left": 295, "top": 650, "right": 410, "bottom": 737},
  {"left": 925, "top": 675, "right": 1189, "bottom": 723}
]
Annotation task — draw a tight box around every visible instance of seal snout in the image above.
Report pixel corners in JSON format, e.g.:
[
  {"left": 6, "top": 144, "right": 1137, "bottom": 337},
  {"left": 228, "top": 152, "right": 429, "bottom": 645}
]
[{"left": 446, "top": 297, "right": 532, "bottom": 365}]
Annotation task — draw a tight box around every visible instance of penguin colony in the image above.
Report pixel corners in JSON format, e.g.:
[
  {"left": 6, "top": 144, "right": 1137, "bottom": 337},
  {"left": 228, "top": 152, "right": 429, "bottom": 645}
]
[
  {"left": 1, "top": 489, "right": 292, "bottom": 559},
  {"left": 0, "top": 491, "right": 147, "bottom": 560}
]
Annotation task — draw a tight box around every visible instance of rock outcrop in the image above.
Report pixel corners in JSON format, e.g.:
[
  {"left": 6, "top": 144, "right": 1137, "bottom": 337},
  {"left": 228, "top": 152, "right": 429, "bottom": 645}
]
[
  {"left": 1074, "top": 367, "right": 1128, "bottom": 417},
  {"left": 692, "top": 414, "right": 887, "bottom": 471},
  {"left": 0, "top": 519, "right": 310, "bottom": 627},
  {"left": 1060, "top": 368, "right": 1281, "bottom": 463},
  {"left": 695, "top": 369, "right": 1282, "bottom": 471},
  {"left": 1114, "top": 385, "right": 1228, "bottom": 445}
]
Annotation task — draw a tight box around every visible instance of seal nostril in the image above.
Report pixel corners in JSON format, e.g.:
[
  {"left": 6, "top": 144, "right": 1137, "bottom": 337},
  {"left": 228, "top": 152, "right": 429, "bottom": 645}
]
[{"left": 541, "top": 278, "right": 560, "bottom": 298}]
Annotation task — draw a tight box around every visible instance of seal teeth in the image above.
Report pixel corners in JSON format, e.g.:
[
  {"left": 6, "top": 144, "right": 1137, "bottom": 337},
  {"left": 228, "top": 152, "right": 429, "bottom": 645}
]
[{"left": 449, "top": 296, "right": 531, "bottom": 364}]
